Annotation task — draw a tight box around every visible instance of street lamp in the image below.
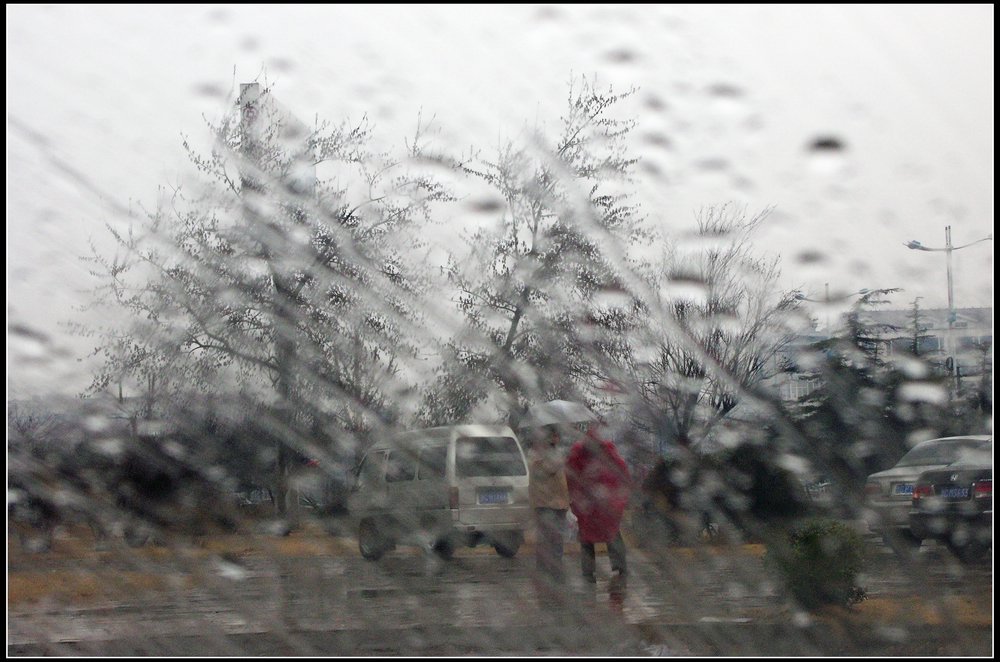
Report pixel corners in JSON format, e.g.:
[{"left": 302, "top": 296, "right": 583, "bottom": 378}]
[{"left": 904, "top": 226, "right": 993, "bottom": 389}]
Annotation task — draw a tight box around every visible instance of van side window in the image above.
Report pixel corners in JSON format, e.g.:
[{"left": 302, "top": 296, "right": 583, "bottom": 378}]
[
  {"left": 456, "top": 437, "right": 527, "bottom": 477},
  {"left": 386, "top": 450, "right": 416, "bottom": 482},
  {"left": 356, "top": 451, "right": 387, "bottom": 487},
  {"left": 417, "top": 446, "right": 448, "bottom": 480}
]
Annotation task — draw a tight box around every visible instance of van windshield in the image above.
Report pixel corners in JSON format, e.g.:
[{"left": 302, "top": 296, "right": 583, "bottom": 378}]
[{"left": 456, "top": 437, "right": 527, "bottom": 478}]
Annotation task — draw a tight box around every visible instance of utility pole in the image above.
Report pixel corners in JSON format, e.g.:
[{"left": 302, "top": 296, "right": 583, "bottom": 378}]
[
  {"left": 945, "top": 225, "right": 956, "bottom": 394},
  {"left": 824, "top": 282, "right": 830, "bottom": 335},
  {"left": 904, "top": 227, "right": 992, "bottom": 396}
]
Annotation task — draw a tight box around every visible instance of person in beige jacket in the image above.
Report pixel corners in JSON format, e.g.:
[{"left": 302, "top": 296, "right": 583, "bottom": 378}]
[{"left": 529, "top": 425, "right": 571, "bottom": 582}]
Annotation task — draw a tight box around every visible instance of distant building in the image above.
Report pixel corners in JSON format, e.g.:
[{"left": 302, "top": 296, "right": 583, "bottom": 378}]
[
  {"left": 764, "top": 307, "right": 992, "bottom": 402},
  {"left": 861, "top": 307, "right": 992, "bottom": 365},
  {"left": 762, "top": 329, "right": 828, "bottom": 403}
]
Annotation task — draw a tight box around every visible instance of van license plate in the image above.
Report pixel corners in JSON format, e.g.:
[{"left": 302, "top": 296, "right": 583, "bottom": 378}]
[{"left": 478, "top": 488, "right": 510, "bottom": 505}]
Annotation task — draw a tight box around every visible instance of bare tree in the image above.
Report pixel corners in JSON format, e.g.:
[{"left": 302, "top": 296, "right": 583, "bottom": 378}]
[
  {"left": 8, "top": 400, "right": 59, "bottom": 451},
  {"left": 82, "top": 82, "right": 453, "bottom": 516},
  {"left": 420, "top": 76, "right": 647, "bottom": 424},
  {"left": 610, "top": 204, "right": 800, "bottom": 450}
]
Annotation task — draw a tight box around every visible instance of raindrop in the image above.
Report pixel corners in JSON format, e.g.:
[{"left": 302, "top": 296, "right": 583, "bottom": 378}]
[
  {"left": 643, "top": 132, "right": 672, "bottom": 149},
  {"left": 795, "top": 250, "right": 826, "bottom": 265},
  {"left": 906, "top": 430, "right": 939, "bottom": 446},
  {"left": 807, "top": 148, "right": 848, "bottom": 176},
  {"left": 640, "top": 161, "right": 663, "bottom": 177},
  {"left": 240, "top": 36, "right": 260, "bottom": 52},
  {"left": 897, "top": 382, "right": 947, "bottom": 405},
  {"left": 93, "top": 437, "right": 124, "bottom": 456},
  {"left": 534, "top": 6, "right": 563, "bottom": 21},
  {"left": 161, "top": 439, "right": 187, "bottom": 459},
  {"left": 605, "top": 48, "right": 638, "bottom": 63},
  {"left": 206, "top": 8, "right": 230, "bottom": 23},
  {"left": 9, "top": 325, "right": 48, "bottom": 360},
  {"left": 10, "top": 323, "right": 50, "bottom": 344},
  {"left": 267, "top": 57, "right": 295, "bottom": 73},
  {"left": 896, "top": 357, "right": 929, "bottom": 379},
  {"left": 848, "top": 259, "right": 871, "bottom": 276},
  {"left": 593, "top": 288, "right": 633, "bottom": 310},
  {"left": 214, "top": 557, "right": 248, "bottom": 581},
  {"left": 695, "top": 158, "right": 728, "bottom": 171},
  {"left": 192, "top": 83, "right": 226, "bottom": 99},
  {"left": 261, "top": 519, "right": 293, "bottom": 536},
  {"left": 877, "top": 627, "right": 909, "bottom": 643},
  {"left": 645, "top": 95, "right": 669, "bottom": 112},
  {"left": 9, "top": 116, "right": 51, "bottom": 148},
  {"left": 808, "top": 135, "right": 846, "bottom": 152},
  {"left": 744, "top": 115, "right": 765, "bottom": 131},
  {"left": 707, "top": 83, "right": 743, "bottom": 98},
  {"left": 467, "top": 197, "right": 506, "bottom": 214},
  {"left": 662, "top": 280, "right": 709, "bottom": 304}
]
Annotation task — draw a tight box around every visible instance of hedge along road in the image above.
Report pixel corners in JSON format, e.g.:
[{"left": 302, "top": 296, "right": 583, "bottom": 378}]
[{"left": 7, "top": 523, "right": 993, "bottom": 656}]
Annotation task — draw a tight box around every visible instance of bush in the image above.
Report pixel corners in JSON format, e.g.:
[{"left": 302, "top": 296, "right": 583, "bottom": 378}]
[{"left": 765, "top": 518, "right": 868, "bottom": 609}]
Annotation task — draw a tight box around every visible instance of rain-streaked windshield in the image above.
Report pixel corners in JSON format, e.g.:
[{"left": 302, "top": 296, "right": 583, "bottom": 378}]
[{"left": 8, "top": 5, "right": 992, "bottom": 657}]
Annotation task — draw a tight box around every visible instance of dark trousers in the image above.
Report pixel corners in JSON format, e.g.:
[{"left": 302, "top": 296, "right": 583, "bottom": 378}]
[
  {"left": 534, "top": 508, "right": 567, "bottom": 580},
  {"left": 580, "top": 531, "right": 627, "bottom": 577}
]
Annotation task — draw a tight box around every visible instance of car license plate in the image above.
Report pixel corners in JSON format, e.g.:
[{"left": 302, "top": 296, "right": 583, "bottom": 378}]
[
  {"left": 477, "top": 488, "right": 510, "bottom": 505},
  {"left": 892, "top": 483, "right": 914, "bottom": 496},
  {"left": 941, "top": 486, "right": 970, "bottom": 499}
]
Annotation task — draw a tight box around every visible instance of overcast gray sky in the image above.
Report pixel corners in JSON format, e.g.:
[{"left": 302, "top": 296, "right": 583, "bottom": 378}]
[{"left": 7, "top": 4, "right": 994, "bottom": 398}]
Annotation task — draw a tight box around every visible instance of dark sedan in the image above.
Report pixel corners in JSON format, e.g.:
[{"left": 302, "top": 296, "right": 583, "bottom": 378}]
[{"left": 909, "top": 439, "right": 992, "bottom": 562}]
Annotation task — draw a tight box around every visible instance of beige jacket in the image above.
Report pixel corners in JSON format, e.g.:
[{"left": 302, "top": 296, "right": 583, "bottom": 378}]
[{"left": 529, "top": 442, "right": 570, "bottom": 510}]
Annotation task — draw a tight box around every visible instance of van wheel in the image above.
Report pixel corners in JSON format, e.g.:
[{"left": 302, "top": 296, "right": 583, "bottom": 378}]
[
  {"left": 359, "top": 519, "right": 387, "bottom": 561},
  {"left": 492, "top": 531, "right": 523, "bottom": 558},
  {"left": 124, "top": 526, "right": 151, "bottom": 548},
  {"left": 433, "top": 538, "right": 455, "bottom": 560}
]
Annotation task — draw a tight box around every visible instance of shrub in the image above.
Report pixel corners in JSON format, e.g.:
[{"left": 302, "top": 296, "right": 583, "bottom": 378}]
[{"left": 765, "top": 518, "right": 868, "bottom": 609}]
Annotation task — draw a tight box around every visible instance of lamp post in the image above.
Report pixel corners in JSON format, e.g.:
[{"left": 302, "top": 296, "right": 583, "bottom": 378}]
[{"left": 904, "top": 226, "right": 992, "bottom": 391}]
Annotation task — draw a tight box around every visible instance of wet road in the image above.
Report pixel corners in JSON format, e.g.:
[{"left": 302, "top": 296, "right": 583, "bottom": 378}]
[{"left": 7, "top": 536, "right": 993, "bottom": 656}]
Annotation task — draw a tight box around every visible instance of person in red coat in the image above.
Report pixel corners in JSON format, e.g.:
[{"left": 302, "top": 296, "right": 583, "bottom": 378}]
[{"left": 565, "top": 421, "right": 630, "bottom": 581}]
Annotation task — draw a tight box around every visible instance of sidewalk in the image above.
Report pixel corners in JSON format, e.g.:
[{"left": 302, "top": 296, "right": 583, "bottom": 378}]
[{"left": 8, "top": 523, "right": 992, "bottom": 656}]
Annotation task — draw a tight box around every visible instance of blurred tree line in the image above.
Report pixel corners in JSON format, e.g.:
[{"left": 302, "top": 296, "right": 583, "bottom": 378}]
[{"left": 13, "top": 74, "right": 987, "bottom": 535}]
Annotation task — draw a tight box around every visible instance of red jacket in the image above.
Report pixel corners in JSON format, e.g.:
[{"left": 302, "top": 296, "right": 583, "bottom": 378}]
[{"left": 565, "top": 427, "right": 630, "bottom": 543}]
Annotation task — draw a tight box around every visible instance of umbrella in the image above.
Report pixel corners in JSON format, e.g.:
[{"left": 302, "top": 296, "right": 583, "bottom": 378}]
[{"left": 522, "top": 400, "right": 598, "bottom": 427}]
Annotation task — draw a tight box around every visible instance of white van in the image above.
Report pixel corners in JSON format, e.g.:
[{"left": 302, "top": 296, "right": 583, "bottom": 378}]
[{"left": 348, "top": 424, "right": 531, "bottom": 560}]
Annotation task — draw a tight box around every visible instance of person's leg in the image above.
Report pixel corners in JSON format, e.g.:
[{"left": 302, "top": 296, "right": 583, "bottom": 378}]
[
  {"left": 535, "top": 508, "right": 553, "bottom": 573},
  {"left": 608, "top": 531, "right": 628, "bottom": 575},
  {"left": 537, "top": 508, "right": 565, "bottom": 580},
  {"left": 551, "top": 509, "right": 566, "bottom": 574},
  {"left": 580, "top": 540, "right": 596, "bottom": 580}
]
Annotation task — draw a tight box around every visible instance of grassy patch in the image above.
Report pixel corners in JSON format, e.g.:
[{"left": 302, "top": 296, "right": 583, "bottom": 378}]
[
  {"left": 8, "top": 570, "right": 193, "bottom": 606},
  {"left": 854, "top": 596, "right": 993, "bottom": 628}
]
